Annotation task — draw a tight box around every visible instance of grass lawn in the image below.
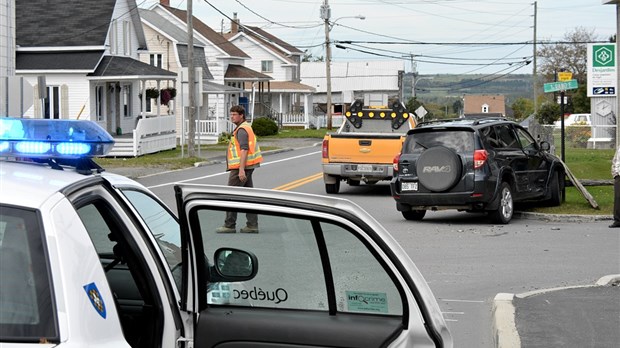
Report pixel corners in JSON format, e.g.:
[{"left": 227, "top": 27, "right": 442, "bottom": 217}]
[{"left": 521, "top": 148, "right": 614, "bottom": 216}]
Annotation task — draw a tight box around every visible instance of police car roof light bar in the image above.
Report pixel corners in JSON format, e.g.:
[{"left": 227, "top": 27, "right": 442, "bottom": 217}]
[{"left": 0, "top": 118, "right": 115, "bottom": 174}]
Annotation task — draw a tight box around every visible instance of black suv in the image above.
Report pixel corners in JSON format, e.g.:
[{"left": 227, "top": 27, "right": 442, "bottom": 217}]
[{"left": 390, "top": 118, "right": 564, "bottom": 224}]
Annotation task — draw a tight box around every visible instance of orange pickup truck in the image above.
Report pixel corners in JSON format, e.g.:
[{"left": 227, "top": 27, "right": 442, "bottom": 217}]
[{"left": 321, "top": 99, "right": 415, "bottom": 194}]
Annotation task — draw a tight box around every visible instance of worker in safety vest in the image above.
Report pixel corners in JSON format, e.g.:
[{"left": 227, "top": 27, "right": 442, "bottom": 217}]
[{"left": 216, "top": 105, "right": 263, "bottom": 234}]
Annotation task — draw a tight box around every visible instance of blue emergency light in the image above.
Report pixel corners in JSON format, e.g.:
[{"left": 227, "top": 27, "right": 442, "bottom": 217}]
[{"left": 0, "top": 118, "right": 115, "bottom": 159}]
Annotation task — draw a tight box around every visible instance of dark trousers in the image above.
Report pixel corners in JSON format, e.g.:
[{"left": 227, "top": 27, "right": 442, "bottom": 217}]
[
  {"left": 224, "top": 169, "right": 258, "bottom": 228},
  {"left": 614, "top": 175, "right": 620, "bottom": 224}
]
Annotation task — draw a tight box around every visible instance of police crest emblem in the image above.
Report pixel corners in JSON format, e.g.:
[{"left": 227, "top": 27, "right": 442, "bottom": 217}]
[{"left": 83, "top": 282, "right": 107, "bottom": 319}]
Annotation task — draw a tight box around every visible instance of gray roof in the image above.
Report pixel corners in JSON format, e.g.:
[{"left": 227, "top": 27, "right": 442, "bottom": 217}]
[
  {"left": 16, "top": 51, "right": 104, "bottom": 71},
  {"left": 16, "top": 0, "right": 116, "bottom": 47},
  {"left": 89, "top": 56, "right": 176, "bottom": 78},
  {"left": 139, "top": 8, "right": 207, "bottom": 46},
  {"left": 159, "top": 4, "right": 249, "bottom": 59},
  {"left": 177, "top": 45, "right": 214, "bottom": 81}
]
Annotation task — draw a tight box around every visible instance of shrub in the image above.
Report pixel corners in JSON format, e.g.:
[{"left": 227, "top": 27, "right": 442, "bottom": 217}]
[
  {"left": 218, "top": 132, "right": 231, "bottom": 144},
  {"left": 565, "top": 122, "right": 591, "bottom": 148},
  {"left": 251, "top": 117, "right": 278, "bottom": 136}
]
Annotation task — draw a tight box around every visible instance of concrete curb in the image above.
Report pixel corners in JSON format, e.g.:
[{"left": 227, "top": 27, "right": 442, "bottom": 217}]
[
  {"left": 513, "top": 211, "right": 612, "bottom": 222},
  {"left": 492, "top": 293, "right": 521, "bottom": 348},
  {"left": 492, "top": 274, "right": 620, "bottom": 348}
]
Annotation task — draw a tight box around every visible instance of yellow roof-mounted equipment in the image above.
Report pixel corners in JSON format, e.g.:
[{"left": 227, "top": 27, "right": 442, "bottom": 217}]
[{"left": 345, "top": 99, "right": 410, "bottom": 130}]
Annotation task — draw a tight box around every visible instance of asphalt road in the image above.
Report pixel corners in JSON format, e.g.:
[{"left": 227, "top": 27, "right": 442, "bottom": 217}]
[{"left": 130, "top": 146, "right": 619, "bottom": 348}]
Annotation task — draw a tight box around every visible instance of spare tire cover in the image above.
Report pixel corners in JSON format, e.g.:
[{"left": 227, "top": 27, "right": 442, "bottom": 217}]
[{"left": 416, "top": 146, "right": 462, "bottom": 192}]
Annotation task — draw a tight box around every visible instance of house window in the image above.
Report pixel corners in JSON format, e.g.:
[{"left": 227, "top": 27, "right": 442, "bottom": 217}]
[
  {"left": 110, "top": 20, "right": 117, "bottom": 55},
  {"left": 44, "top": 86, "right": 61, "bottom": 119},
  {"left": 96, "top": 85, "right": 104, "bottom": 121},
  {"left": 482, "top": 104, "right": 489, "bottom": 113},
  {"left": 261, "top": 60, "right": 273, "bottom": 73},
  {"left": 121, "top": 84, "right": 132, "bottom": 118},
  {"left": 150, "top": 54, "right": 163, "bottom": 68},
  {"left": 123, "top": 20, "right": 131, "bottom": 55}
]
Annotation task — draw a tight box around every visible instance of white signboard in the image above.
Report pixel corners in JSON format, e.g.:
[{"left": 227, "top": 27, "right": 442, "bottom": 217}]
[{"left": 587, "top": 43, "right": 617, "bottom": 97}]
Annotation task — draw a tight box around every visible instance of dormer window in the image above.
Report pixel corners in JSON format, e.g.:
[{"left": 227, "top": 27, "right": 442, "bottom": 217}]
[
  {"left": 261, "top": 60, "right": 273, "bottom": 73},
  {"left": 482, "top": 104, "right": 489, "bottom": 113}
]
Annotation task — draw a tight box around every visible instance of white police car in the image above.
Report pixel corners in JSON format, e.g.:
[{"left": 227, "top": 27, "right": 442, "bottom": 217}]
[{"left": 0, "top": 118, "right": 452, "bottom": 347}]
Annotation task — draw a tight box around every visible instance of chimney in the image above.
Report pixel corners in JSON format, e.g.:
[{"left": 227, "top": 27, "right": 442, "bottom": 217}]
[
  {"left": 160, "top": 0, "right": 170, "bottom": 6},
  {"left": 231, "top": 12, "right": 239, "bottom": 34}
]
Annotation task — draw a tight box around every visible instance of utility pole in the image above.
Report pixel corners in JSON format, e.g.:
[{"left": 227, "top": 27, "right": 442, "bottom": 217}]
[
  {"left": 187, "top": 0, "right": 196, "bottom": 157},
  {"left": 532, "top": 1, "right": 538, "bottom": 114},
  {"left": 321, "top": 0, "right": 333, "bottom": 130},
  {"left": 410, "top": 56, "right": 417, "bottom": 99}
]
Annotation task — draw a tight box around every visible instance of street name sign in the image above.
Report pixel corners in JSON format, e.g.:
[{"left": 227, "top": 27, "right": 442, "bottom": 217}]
[{"left": 543, "top": 79, "right": 578, "bottom": 93}]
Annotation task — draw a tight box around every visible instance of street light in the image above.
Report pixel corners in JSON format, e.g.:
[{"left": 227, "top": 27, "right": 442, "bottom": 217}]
[{"left": 322, "top": 1, "right": 364, "bottom": 129}]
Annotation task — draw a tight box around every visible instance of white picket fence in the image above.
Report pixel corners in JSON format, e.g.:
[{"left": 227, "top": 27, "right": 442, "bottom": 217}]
[{"left": 108, "top": 115, "right": 177, "bottom": 157}]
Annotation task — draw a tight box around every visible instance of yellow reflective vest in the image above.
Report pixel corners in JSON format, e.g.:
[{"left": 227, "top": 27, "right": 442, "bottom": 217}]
[{"left": 227, "top": 122, "right": 263, "bottom": 170}]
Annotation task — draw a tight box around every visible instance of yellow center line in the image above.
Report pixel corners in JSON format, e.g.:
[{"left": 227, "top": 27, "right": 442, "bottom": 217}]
[{"left": 273, "top": 172, "right": 323, "bottom": 191}]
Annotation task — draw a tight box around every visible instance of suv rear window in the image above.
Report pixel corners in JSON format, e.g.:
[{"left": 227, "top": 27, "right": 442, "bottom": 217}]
[
  {"left": 0, "top": 206, "right": 58, "bottom": 342},
  {"left": 403, "top": 130, "right": 475, "bottom": 154}
]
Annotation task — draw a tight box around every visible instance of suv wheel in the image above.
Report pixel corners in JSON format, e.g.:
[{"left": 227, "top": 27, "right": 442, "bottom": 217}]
[
  {"left": 402, "top": 210, "right": 426, "bottom": 221},
  {"left": 416, "top": 147, "right": 462, "bottom": 192},
  {"left": 546, "top": 171, "right": 563, "bottom": 206},
  {"left": 489, "top": 182, "right": 513, "bottom": 224}
]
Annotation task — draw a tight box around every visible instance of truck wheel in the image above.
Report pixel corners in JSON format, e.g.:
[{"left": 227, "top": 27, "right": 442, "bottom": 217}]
[
  {"left": 325, "top": 180, "right": 340, "bottom": 194},
  {"left": 402, "top": 210, "right": 426, "bottom": 221},
  {"left": 489, "top": 182, "right": 513, "bottom": 224},
  {"left": 416, "top": 147, "right": 462, "bottom": 192}
]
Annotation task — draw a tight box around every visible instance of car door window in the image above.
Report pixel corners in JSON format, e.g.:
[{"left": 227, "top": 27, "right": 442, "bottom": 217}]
[
  {"left": 120, "top": 189, "right": 182, "bottom": 293},
  {"left": 514, "top": 127, "right": 538, "bottom": 152},
  {"left": 0, "top": 206, "right": 57, "bottom": 340},
  {"left": 494, "top": 124, "right": 520, "bottom": 149},
  {"left": 195, "top": 208, "right": 404, "bottom": 315}
]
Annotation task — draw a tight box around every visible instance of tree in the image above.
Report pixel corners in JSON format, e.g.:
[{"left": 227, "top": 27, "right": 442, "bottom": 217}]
[
  {"left": 511, "top": 97, "right": 534, "bottom": 121},
  {"left": 571, "top": 84, "right": 591, "bottom": 113},
  {"left": 537, "top": 27, "right": 597, "bottom": 84},
  {"left": 535, "top": 102, "right": 560, "bottom": 125},
  {"left": 452, "top": 99, "right": 463, "bottom": 115},
  {"left": 302, "top": 50, "right": 324, "bottom": 62},
  {"left": 405, "top": 97, "right": 422, "bottom": 114}
]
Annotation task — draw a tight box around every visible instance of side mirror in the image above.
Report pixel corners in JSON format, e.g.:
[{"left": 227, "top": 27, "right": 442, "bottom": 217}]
[
  {"left": 540, "top": 141, "right": 550, "bottom": 152},
  {"left": 213, "top": 248, "right": 258, "bottom": 281}
]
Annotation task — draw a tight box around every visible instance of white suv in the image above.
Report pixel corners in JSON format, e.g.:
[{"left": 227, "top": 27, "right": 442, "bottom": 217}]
[{"left": 0, "top": 118, "right": 452, "bottom": 347}]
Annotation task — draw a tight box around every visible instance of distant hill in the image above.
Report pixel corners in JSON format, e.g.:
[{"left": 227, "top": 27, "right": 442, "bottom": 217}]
[{"left": 403, "top": 73, "right": 534, "bottom": 104}]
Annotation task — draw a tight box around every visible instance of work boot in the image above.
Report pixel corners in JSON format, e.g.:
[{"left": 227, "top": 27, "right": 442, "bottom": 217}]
[
  {"left": 216, "top": 226, "right": 236, "bottom": 233},
  {"left": 240, "top": 226, "right": 259, "bottom": 233}
]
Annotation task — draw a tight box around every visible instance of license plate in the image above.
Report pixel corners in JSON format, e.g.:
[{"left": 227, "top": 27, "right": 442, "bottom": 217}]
[
  {"left": 357, "top": 164, "right": 373, "bottom": 172},
  {"left": 401, "top": 182, "right": 418, "bottom": 191}
]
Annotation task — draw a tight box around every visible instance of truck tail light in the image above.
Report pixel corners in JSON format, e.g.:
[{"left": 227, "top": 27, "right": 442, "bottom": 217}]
[
  {"left": 393, "top": 153, "right": 401, "bottom": 172},
  {"left": 474, "top": 149, "right": 488, "bottom": 169},
  {"left": 322, "top": 139, "right": 329, "bottom": 158}
]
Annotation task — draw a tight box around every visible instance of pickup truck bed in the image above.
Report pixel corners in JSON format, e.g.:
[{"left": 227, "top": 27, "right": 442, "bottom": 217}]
[{"left": 321, "top": 100, "right": 414, "bottom": 194}]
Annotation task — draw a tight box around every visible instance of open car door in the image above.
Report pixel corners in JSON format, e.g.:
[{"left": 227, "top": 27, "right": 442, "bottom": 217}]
[{"left": 175, "top": 184, "right": 452, "bottom": 348}]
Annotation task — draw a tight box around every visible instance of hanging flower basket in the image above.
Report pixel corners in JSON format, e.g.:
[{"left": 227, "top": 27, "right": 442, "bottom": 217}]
[
  {"left": 145, "top": 88, "right": 160, "bottom": 99},
  {"left": 160, "top": 87, "right": 177, "bottom": 106}
]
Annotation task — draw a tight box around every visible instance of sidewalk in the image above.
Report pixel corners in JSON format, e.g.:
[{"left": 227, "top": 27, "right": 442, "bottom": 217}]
[{"left": 493, "top": 275, "right": 620, "bottom": 348}]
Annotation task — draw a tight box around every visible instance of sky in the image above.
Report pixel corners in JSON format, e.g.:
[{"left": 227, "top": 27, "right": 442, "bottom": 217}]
[{"left": 141, "top": 0, "right": 618, "bottom": 75}]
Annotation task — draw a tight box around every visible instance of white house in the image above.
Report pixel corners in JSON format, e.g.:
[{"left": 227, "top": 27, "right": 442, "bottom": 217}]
[
  {"left": 15, "top": 0, "right": 178, "bottom": 156},
  {"left": 224, "top": 14, "right": 315, "bottom": 126},
  {"left": 301, "top": 60, "right": 405, "bottom": 118},
  {"left": 151, "top": 0, "right": 272, "bottom": 126}
]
